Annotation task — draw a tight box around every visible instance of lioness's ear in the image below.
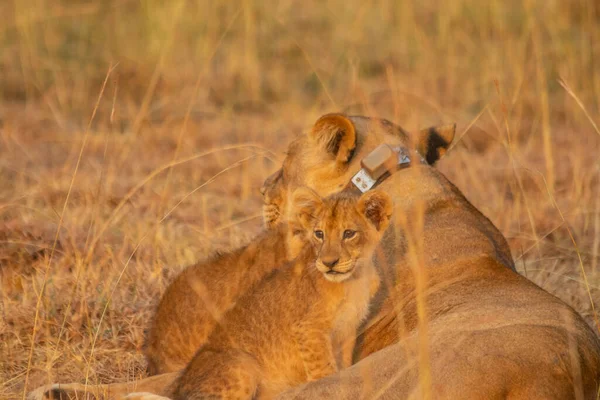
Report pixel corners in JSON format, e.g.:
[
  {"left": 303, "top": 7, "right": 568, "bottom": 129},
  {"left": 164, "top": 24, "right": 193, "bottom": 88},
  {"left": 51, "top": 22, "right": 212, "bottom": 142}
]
[
  {"left": 417, "top": 124, "right": 456, "bottom": 164},
  {"left": 291, "top": 187, "right": 323, "bottom": 229},
  {"left": 309, "top": 113, "right": 357, "bottom": 163},
  {"left": 357, "top": 190, "right": 393, "bottom": 232}
]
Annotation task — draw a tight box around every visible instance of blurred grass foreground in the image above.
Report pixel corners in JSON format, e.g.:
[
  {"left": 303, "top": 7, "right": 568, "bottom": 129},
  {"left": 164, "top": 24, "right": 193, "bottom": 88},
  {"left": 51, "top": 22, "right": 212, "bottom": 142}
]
[{"left": 1, "top": 0, "right": 600, "bottom": 398}]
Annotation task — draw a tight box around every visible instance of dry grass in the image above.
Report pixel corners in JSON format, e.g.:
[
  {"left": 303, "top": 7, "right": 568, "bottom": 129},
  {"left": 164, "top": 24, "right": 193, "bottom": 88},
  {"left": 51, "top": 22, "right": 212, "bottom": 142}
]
[{"left": 1, "top": 0, "right": 600, "bottom": 398}]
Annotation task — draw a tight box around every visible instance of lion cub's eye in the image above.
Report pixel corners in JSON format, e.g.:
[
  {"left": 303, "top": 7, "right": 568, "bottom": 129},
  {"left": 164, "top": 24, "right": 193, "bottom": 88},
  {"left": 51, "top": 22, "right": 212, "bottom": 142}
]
[
  {"left": 314, "top": 230, "right": 324, "bottom": 240},
  {"left": 343, "top": 230, "right": 356, "bottom": 239}
]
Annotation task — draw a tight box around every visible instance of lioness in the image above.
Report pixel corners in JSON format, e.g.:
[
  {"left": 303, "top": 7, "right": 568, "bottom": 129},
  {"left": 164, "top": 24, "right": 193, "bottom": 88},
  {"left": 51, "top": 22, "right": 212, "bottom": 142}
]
[
  {"left": 257, "top": 114, "right": 600, "bottom": 399},
  {"left": 171, "top": 188, "right": 391, "bottom": 399}
]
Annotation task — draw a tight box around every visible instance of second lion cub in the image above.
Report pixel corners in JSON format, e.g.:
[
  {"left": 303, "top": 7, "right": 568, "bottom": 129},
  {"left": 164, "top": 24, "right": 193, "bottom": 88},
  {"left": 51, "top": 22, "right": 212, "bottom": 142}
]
[{"left": 171, "top": 188, "right": 393, "bottom": 400}]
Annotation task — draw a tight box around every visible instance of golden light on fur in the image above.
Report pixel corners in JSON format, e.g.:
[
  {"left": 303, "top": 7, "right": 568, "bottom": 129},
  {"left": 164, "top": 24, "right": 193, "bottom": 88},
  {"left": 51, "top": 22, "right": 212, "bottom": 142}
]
[
  {"left": 416, "top": 124, "right": 457, "bottom": 164},
  {"left": 7, "top": 3, "right": 600, "bottom": 399},
  {"left": 310, "top": 113, "right": 357, "bottom": 163},
  {"left": 260, "top": 114, "right": 600, "bottom": 399},
  {"left": 291, "top": 188, "right": 393, "bottom": 283},
  {"left": 261, "top": 169, "right": 286, "bottom": 229},
  {"left": 166, "top": 190, "right": 386, "bottom": 399}
]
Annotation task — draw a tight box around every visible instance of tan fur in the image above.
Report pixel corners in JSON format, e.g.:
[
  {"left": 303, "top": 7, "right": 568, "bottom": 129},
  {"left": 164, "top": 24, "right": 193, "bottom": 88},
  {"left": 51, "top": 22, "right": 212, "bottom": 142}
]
[
  {"left": 169, "top": 189, "right": 391, "bottom": 400},
  {"left": 260, "top": 168, "right": 286, "bottom": 229},
  {"left": 144, "top": 223, "right": 298, "bottom": 375},
  {"left": 259, "top": 114, "right": 600, "bottom": 399}
]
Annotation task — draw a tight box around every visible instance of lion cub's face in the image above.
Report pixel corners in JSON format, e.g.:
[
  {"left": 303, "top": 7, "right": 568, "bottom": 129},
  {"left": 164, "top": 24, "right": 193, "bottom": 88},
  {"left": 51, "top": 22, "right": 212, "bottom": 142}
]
[{"left": 291, "top": 188, "right": 393, "bottom": 282}]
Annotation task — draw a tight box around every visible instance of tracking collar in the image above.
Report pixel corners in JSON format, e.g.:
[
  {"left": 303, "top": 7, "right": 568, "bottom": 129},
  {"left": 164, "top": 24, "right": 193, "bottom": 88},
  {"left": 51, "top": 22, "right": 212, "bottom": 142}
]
[{"left": 346, "top": 144, "right": 426, "bottom": 193}]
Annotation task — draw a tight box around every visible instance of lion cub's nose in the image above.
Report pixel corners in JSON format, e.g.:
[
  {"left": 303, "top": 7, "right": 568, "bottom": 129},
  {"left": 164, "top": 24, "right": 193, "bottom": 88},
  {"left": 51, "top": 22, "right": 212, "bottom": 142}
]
[{"left": 322, "top": 258, "right": 340, "bottom": 269}]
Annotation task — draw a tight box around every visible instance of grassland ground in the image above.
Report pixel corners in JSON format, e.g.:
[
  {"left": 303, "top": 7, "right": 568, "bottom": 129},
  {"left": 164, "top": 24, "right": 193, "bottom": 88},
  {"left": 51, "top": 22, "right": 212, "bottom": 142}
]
[{"left": 1, "top": 0, "right": 600, "bottom": 398}]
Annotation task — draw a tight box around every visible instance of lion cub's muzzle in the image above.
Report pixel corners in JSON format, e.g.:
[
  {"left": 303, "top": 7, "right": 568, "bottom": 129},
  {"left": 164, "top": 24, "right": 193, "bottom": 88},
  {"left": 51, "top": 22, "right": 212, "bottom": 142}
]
[{"left": 316, "top": 258, "right": 355, "bottom": 282}]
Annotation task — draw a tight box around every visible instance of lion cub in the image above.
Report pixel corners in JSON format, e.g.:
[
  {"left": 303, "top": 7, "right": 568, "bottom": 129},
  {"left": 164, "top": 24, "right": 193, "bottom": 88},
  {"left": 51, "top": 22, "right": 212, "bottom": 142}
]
[
  {"left": 171, "top": 188, "right": 392, "bottom": 400},
  {"left": 145, "top": 218, "right": 304, "bottom": 374}
]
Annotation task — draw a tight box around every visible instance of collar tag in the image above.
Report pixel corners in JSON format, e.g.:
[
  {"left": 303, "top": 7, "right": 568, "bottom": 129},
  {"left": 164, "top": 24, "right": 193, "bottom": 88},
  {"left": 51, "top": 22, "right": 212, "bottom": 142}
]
[
  {"left": 351, "top": 169, "right": 377, "bottom": 193},
  {"left": 348, "top": 145, "right": 426, "bottom": 193}
]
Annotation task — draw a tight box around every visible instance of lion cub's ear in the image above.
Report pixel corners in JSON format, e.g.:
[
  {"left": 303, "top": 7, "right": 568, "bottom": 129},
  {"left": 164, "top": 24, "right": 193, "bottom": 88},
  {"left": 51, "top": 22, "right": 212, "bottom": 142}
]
[
  {"left": 290, "top": 187, "right": 324, "bottom": 230},
  {"left": 309, "top": 114, "right": 357, "bottom": 164},
  {"left": 357, "top": 190, "right": 393, "bottom": 232},
  {"left": 417, "top": 124, "right": 456, "bottom": 164}
]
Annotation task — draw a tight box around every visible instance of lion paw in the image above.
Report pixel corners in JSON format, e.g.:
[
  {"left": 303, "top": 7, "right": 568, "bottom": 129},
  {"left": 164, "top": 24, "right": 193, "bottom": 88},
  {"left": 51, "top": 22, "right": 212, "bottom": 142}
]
[{"left": 27, "top": 384, "right": 68, "bottom": 400}]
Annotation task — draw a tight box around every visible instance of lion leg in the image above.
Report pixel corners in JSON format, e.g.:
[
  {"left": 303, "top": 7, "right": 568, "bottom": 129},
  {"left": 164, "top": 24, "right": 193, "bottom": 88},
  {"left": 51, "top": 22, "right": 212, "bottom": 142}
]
[
  {"left": 33, "top": 383, "right": 103, "bottom": 400},
  {"left": 171, "top": 349, "right": 261, "bottom": 400},
  {"left": 122, "top": 393, "right": 172, "bottom": 400},
  {"left": 28, "top": 372, "right": 180, "bottom": 400}
]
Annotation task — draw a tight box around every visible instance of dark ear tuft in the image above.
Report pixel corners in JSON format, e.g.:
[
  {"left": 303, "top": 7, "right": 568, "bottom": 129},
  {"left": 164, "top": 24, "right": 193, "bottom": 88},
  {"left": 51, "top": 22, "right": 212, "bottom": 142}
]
[
  {"left": 309, "top": 114, "right": 357, "bottom": 163},
  {"left": 357, "top": 190, "right": 393, "bottom": 232},
  {"left": 290, "top": 187, "right": 324, "bottom": 229},
  {"left": 417, "top": 124, "right": 456, "bottom": 164}
]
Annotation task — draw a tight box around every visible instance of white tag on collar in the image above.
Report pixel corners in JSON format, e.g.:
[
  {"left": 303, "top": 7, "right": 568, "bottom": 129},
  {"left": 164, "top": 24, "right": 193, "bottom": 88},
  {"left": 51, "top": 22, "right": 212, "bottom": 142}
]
[{"left": 351, "top": 169, "right": 377, "bottom": 193}]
